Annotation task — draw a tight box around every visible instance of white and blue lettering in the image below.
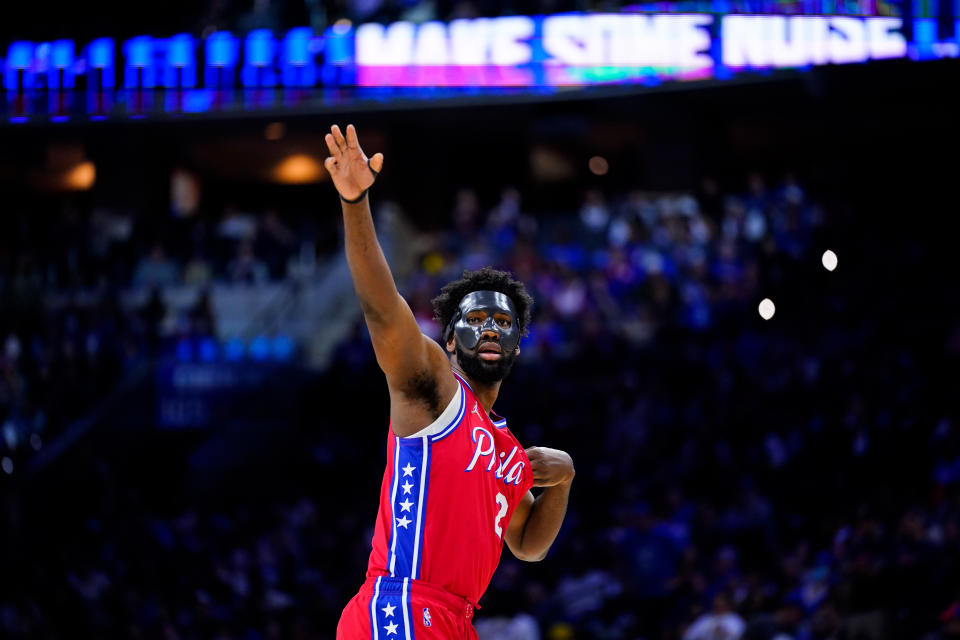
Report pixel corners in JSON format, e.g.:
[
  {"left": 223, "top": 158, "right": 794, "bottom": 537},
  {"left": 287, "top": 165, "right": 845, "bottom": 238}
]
[
  {"left": 0, "top": 13, "right": 930, "bottom": 122},
  {"left": 495, "top": 446, "right": 517, "bottom": 479},
  {"left": 465, "top": 425, "right": 525, "bottom": 486},
  {"left": 465, "top": 425, "right": 496, "bottom": 473}
]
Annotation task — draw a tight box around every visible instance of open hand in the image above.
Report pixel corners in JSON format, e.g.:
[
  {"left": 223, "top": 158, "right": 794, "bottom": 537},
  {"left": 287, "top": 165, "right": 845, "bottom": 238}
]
[
  {"left": 324, "top": 124, "right": 384, "bottom": 201},
  {"left": 525, "top": 447, "right": 575, "bottom": 488}
]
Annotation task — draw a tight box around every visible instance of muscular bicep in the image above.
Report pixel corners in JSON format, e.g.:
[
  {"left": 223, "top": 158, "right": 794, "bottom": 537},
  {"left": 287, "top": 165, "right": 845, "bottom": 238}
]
[
  {"left": 504, "top": 490, "right": 535, "bottom": 561},
  {"left": 364, "top": 293, "right": 446, "bottom": 385}
]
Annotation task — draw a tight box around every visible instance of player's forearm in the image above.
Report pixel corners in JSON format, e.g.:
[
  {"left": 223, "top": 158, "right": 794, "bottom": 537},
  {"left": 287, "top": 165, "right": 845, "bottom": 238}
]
[
  {"left": 341, "top": 197, "right": 401, "bottom": 321},
  {"left": 516, "top": 479, "right": 572, "bottom": 561}
]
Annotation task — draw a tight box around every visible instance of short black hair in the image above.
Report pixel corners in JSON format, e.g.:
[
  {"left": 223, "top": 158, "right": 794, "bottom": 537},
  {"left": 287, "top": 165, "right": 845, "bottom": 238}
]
[{"left": 432, "top": 267, "right": 534, "bottom": 343}]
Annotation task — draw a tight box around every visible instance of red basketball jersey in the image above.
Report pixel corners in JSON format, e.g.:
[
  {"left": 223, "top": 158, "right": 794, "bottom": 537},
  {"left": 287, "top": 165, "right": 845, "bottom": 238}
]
[{"left": 365, "top": 371, "right": 534, "bottom": 609}]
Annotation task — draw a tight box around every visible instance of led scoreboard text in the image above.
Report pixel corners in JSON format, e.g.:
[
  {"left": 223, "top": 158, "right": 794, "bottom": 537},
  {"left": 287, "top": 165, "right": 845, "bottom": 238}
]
[{"left": 0, "top": 10, "right": 952, "bottom": 122}]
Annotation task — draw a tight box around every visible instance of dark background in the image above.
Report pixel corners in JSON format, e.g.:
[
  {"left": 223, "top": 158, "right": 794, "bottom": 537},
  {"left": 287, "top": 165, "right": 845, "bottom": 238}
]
[{"left": 2, "top": 3, "right": 960, "bottom": 639}]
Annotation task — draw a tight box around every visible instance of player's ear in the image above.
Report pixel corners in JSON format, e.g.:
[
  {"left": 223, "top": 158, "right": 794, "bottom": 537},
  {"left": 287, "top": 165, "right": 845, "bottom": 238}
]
[{"left": 446, "top": 336, "right": 456, "bottom": 353}]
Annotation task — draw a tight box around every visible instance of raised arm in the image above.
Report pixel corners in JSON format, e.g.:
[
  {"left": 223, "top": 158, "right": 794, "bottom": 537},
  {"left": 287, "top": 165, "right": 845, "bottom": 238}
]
[{"left": 324, "top": 125, "right": 453, "bottom": 430}]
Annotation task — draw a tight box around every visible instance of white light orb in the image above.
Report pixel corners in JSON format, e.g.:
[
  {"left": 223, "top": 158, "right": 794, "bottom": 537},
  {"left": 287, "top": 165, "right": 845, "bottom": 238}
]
[
  {"left": 822, "top": 249, "right": 838, "bottom": 271},
  {"left": 758, "top": 298, "right": 776, "bottom": 320}
]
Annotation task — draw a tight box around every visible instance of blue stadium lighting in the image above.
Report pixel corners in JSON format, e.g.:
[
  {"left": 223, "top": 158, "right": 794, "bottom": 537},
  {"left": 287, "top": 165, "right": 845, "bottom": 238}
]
[
  {"left": 912, "top": 18, "right": 938, "bottom": 58},
  {"left": 249, "top": 335, "right": 271, "bottom": 360},
  {"left": 323, "top": 22, "right": 354, "bottom": 66},
  {"left": 206, "top": 32, "right": 238, "bottom": 68},
  {"left": 282, "top": 27, "right": 316, "bottom": 87},
  {"left": 87, "top": 38, "right": 114, "bottom": 72},
  {"left": 5, "top": 42, "right": 34, "bottom": 91},
  {"left": 205, "top": 31, "right": 238, "bottom": 96},
  {"left": 50, "top": 40, "right": 76, "bottom": 90},
  {"left": 164, "top": 34, "right": 197, "bottom": 88},
  {"left": 183, "top": 89, "right": 213, "bottom": 113},
  {"left": 282, "top": 28, "right": 312, "bottom": 66},
  {"left": 224, "top": 337, "right": 245, "bottom": 361},
  {"left": 176, "top": 338, "right": 193, "bottom": 361},
  {"left": 242, "top": 29, "right": 277, "bottom": 87},
  {"left": 86, "top": 37, "right": 116, "bottom": 109},
  {"left": 270, "top": 335, "right": 296, "bottom": 361},
  {"left": 198, "top": 338, "right": 219, "bottom": 362},
  {"left": 124, "top": 36, "right": 156, "bottom": 88}
]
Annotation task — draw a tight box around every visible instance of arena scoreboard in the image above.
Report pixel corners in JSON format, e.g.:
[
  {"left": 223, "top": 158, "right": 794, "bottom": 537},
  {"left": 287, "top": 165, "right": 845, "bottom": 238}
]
[{"left": 1, "top": 1, "right": 956, "bottom": 123}]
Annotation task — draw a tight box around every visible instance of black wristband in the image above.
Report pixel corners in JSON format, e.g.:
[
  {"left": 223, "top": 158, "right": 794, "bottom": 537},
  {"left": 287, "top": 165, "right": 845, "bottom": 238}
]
[
  {"left": 338, "top": 158, "right": 378, "bottom": 204},
  {"left": 339, "top": 189, "right": 368, "bottom": 204}
]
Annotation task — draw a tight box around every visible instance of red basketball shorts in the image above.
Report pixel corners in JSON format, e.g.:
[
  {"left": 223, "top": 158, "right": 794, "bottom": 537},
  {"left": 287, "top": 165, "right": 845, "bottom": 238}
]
[{"left": 337, "top": 576, "right": 478, "bottom": 640}]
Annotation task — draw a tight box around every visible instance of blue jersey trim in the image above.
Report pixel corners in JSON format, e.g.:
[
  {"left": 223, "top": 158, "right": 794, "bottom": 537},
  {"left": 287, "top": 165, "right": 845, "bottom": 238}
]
[
  {"left": 387, "top": 439, "right": 401, "bottom": 575},
  {"left": 412, "top": 437, "right": 431, "bottom": 579},
  {"left": 430, "top": 378, "right": 466, "bottom": 442},
  {"left": 390, "top": 437, "right": 432, "bottom": 582},
  {"left": 369, "top": 576, "right": 381, "bottom": 640},
  {"left": 370, "top": 576, "right": 410, "bottom": 639},
  {"left": 452, "top": 371, "right": 509, "bottom": 430},
  {"left": 402, "top": 577, "right": 413, "bottom": 640}
]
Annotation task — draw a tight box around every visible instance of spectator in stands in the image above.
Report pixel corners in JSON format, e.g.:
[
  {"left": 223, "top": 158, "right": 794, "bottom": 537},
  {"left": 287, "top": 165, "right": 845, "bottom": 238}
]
[
  {"left": 226, "top": 241, "right": 269, "bottom": 284},
  {"left": 684, "top": 591, "right": 747, "bottom": 640},
  {"left": 133, "top": 244, "right": 180, "bottom": 289}
]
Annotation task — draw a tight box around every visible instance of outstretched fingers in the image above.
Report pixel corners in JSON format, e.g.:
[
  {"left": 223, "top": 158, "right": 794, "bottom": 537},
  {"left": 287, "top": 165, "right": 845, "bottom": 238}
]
[
  {"left": 324, "top": 133, "right": 340, "bottom": 159},
  {"left": 346, "top": 124, "right": 360, "bottom": 149},
  {"left": 331, "top": 124, "right": 348, "bottom": 152}
]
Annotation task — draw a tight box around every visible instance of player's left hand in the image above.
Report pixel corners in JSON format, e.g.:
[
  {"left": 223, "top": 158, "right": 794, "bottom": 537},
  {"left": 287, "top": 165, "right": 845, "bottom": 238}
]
[{"left": 525, "top": 447, "right": 575, "bottom": 488}]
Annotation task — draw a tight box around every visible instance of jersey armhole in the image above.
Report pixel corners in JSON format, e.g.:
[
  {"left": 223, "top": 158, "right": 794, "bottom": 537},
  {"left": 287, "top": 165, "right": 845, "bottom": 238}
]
[{"left": 401, "top": 379, "right": 466, "bottom": 441}]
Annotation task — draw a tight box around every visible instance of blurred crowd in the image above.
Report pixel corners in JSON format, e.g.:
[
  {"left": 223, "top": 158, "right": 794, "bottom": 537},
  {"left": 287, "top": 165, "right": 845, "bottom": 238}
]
[
  {"left": 404, "top": 172, "right": 816, "bottom": 351},
  {"left": 2, "top": 170, "right": 960, "bottom": 640},
  {"left": 0, "top": 196, "right": 331, "bottom": 472}
]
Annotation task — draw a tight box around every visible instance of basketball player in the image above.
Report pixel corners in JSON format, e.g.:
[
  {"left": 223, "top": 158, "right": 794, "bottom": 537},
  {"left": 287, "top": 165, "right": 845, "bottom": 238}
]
[{"left": 325, "top": 124, "right": 575, "bottom": 639}]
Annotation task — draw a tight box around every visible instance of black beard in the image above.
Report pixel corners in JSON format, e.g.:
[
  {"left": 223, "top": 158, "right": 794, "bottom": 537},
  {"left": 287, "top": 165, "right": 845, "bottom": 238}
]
[{"left": 455, "top": 342, "right": 516, "bottom": 385}]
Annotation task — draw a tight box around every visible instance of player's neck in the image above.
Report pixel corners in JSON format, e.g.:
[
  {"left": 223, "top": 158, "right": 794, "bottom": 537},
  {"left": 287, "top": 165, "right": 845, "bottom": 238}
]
[{"left": 450, "top": 360, "right": 501, "bottom": 414}]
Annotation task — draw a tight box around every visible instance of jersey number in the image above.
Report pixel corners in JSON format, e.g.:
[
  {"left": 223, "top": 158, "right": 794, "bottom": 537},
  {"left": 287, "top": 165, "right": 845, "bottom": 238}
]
[{"left": 494, "top": 492, "right": 508, "bottom": 539}]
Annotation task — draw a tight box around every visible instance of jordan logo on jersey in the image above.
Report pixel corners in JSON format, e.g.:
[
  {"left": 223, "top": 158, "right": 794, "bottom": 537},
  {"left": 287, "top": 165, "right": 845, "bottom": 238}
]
[
  {"left": 471, "top": 402, "right": 483, "bottom": 421},
  {"left": 465, "top": 425, "right": 525, "bottom": 486}
]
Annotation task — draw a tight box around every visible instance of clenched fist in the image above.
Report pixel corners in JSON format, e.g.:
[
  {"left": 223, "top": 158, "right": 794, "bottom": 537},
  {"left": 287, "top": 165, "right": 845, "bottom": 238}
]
[{"left": 525, "top": 447, "right": 575, "bottom": 488}]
